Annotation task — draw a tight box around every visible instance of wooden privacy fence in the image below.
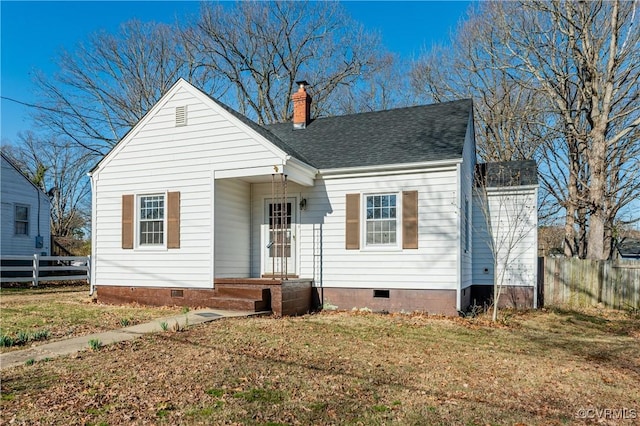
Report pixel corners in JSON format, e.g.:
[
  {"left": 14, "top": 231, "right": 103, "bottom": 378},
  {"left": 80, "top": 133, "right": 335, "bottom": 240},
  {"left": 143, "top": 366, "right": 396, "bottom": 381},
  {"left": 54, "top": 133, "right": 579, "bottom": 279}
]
[
  {"left": 540, "top": 257, "right": 640, "bottom": 309},
  {"left": 0, "top": 255, "right": 90, "bottom": 286}
]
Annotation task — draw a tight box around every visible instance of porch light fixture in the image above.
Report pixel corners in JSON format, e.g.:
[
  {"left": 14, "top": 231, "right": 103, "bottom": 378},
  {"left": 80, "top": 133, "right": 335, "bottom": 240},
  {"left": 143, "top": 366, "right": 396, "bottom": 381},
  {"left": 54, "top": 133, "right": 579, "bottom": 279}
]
[{"left": 299, "top": 198, "right": 307, "bottom": 211}]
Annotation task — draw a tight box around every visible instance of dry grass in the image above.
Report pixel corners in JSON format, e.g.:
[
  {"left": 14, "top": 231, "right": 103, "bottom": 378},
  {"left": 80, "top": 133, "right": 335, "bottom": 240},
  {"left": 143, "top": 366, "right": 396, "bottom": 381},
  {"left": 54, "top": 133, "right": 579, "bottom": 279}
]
[
  {"left": 0, "top": 284, "right": 183, "bottom": 352},
  {"left": 1, "top": 307, "right": 639, "bottom": 425}
]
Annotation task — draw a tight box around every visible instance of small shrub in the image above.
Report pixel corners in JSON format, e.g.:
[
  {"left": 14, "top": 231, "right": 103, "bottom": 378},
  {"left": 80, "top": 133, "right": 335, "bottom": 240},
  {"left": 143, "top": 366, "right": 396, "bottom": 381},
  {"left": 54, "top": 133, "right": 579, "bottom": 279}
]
[
  {"left": 16, "top": 331, "right": 30, "bottom": 345},
  {"left": 25, "top": 358, "right": 35, "bottom": 366},
  {"left": 160, "top": 321, "right": 169, "bottom": 331},
  {"left": 181, "top": 306, "right": 190, "bottom": 314},
  {"left": 119, "top": 318, "right": 131, "bottom": 327},
  {"left": 88, "top": 339, "right": 102, "bottom": 351},
  {"left": 372, "top": 404, "right": 389, "bottom": 412},
  {"left": 459, "top": 304, "right": 486, "bottom": 318},
  {"left": 0, "top": 334, "right": 14, "bottom": 347},
  {"left": 31, "top": 330, "right": 51, "bottom": 341}
]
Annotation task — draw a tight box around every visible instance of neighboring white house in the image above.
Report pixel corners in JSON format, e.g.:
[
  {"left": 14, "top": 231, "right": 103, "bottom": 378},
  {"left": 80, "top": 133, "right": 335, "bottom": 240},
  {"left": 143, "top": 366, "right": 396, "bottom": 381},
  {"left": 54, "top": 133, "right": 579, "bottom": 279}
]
[
  {"left": 1, "top": 152, "right": 51, "bottom": 256},
  {"left": 89, "top": 78, "right": 538, "bottom": 315}
]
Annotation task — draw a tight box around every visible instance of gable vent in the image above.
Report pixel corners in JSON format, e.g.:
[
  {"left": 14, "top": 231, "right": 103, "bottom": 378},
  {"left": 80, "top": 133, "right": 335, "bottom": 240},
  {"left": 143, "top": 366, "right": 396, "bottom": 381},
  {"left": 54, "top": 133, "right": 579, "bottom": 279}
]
[{"left": 175, "top": 105, "right": 187, "bottom": 127}]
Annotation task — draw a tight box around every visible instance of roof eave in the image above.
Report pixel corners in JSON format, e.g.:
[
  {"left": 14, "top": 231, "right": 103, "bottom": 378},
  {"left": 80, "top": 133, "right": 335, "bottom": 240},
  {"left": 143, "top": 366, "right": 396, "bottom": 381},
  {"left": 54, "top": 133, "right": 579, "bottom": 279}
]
[{"left": 319, "top": 158, "right": 462, "bottom": 179}]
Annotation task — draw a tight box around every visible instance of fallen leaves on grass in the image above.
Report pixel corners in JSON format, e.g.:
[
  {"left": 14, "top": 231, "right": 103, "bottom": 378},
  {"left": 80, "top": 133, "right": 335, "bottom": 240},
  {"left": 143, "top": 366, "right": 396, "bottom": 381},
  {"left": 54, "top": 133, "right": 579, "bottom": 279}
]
[{"left": 2, "top": 309, "right": 639, "bottom": 425}]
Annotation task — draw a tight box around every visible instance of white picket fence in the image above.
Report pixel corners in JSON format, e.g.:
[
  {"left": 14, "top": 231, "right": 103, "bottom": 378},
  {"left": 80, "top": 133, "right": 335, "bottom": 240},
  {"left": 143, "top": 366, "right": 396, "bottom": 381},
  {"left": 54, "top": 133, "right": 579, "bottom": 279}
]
[{"left": 0, "top": 255, "right": 90, "bottom": 286}]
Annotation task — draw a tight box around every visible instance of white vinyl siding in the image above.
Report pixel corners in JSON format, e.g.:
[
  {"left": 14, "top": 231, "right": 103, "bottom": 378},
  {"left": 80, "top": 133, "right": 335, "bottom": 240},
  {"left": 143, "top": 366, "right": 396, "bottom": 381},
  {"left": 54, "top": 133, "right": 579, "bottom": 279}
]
[
  {"left": 91, "top": 82, "right": 286, "bottom": 288},
  {"left": 214, "top": 179, "right": 250, "bottom": 277},
  {"left": 472, "top": 187, "right": 538, "bottom": 288},
  {"left": 1, "top": 155, "right": 51, "bottom": 256},
  {"left": 459, "top": 120, "right": 476, "bottom": 291},
  {"left": 251, "top": 167, "right": 460, "bottom": 290}
]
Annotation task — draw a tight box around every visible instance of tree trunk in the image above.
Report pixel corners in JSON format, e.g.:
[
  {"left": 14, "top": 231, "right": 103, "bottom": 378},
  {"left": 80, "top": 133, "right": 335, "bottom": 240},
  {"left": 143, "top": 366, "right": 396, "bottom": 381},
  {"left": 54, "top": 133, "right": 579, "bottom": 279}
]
[{"left": 587, "top": 131, "right": 607, "bottom": 260}]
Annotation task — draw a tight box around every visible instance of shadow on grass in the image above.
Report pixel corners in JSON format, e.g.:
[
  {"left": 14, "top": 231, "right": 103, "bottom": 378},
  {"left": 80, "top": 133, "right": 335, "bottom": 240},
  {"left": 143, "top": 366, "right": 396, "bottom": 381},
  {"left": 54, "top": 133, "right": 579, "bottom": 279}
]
[{"left": 513, "top": 307, "right": 640, "bottom": 376}]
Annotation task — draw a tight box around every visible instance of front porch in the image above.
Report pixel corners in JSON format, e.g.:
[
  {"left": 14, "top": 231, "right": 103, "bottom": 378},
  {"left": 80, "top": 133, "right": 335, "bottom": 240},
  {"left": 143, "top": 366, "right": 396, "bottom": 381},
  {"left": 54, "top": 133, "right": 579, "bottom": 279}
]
[{"left": 96, "top": 278, "right": 315, "bottom": 317}]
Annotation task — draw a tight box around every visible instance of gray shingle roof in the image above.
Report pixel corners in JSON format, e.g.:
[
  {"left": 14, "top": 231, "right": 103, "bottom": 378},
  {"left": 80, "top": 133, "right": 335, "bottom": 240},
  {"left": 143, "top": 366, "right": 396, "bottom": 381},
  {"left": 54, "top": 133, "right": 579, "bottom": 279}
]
[
  {"left": 475, "top": 160, "right": 538, "bottom": 188},
  {"left": 265, "top": 99, "right": 473, "bottom": 169},
  {"left": 618, "top": 238, "right": 640, "bottom": 258}
]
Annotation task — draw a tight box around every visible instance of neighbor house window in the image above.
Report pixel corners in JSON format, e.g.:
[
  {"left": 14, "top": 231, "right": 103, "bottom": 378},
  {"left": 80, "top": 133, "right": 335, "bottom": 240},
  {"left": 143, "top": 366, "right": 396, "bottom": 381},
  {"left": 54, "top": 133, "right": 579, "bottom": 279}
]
[
  {"left": 365, "top": 194, "right": 397, "bottom": 246},
  {"left": 14, "top": 205, "right": 29, "bottom": 235},
  {"left": 139, "top": 195, "right": 165, "bottom": 245}
]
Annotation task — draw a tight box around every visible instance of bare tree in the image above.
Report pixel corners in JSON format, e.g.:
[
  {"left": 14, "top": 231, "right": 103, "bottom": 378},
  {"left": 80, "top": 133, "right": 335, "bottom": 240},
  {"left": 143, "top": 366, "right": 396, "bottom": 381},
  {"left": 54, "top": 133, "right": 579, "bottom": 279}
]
[
  {"left": 33, "top": 20, "right": 213, "bottom": 157},
  {"left": 474, "top": 163, "right": 538, "bottom": 321},
  {"left": 414, "top": 0, "right": 640, "bottom": 260},
  {"left": 333, "top": 54, "right": 413, "bottom": 114},
  {"left": 3, "top": 133, "right": 92, "bottom": 239},
  {"left": 183, "top": 0, "right": 390, "bottom": 124},
  {"left": 486, "top": 0, "right": 640, "bottom": 260},
  {"left": 410, "top": 6, "right": 547, "bottom": 163}
]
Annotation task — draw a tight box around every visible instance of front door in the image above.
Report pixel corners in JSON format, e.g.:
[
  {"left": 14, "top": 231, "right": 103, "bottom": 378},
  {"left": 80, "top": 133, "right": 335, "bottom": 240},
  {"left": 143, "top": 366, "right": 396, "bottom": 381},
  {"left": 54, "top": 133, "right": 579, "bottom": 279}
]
[{"left": 263, "top": 198, "right": 297, "bottom": 277}]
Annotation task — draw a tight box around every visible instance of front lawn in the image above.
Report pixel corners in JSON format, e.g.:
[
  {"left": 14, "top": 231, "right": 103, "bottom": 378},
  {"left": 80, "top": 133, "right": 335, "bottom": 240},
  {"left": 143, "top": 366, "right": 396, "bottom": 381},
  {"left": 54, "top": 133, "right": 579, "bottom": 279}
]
[
  {"left": 0, "top": 284, "right": 183, "bottom": 351},
  {"left": 1, "top": 308, "right": 638, "bottom": 424}
]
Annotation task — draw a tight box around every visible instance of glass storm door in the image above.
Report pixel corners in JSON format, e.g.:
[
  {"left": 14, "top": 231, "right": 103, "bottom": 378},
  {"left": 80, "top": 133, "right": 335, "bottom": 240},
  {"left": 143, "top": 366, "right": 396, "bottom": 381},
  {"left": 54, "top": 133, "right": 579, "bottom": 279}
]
[{"left": 263, "top": 198, "right": 296, "bottom": 276}]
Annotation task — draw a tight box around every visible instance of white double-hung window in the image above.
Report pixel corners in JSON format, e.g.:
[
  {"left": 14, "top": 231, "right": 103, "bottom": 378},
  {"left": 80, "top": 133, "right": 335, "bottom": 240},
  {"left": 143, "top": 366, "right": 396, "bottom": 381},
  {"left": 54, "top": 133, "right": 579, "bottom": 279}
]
[
  {"left": 365, "top": 194, "right": 398, "bottom": 246},
  {"left": 139, "top": 195, "right": 165, "bottom": 246},
  {"left": 14, "top": 204, "right": 29, "bottom": 235}
]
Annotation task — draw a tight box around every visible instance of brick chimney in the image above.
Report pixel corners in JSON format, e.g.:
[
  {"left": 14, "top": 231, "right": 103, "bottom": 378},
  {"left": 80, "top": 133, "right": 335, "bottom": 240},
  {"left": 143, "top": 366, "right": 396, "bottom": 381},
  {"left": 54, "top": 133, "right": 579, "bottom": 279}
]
[{"left": 292, "top": 80, "right": 311, "bottom": 129}]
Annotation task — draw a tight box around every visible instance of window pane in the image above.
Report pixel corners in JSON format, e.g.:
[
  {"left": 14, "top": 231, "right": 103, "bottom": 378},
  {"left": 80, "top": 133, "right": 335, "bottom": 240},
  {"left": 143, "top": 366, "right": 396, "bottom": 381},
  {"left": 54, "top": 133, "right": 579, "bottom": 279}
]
[
  {"left": 16, "top": 206, "right": 28, "bottom": 220},
  {"left": 139, "top": 195, "right": 165, "bottom": 245},
  {"left": 365, "top": 194, "right": 398, "bottom": 246},
  {"left": 15, "top": 222, "right": 28, "bottom": 235}
]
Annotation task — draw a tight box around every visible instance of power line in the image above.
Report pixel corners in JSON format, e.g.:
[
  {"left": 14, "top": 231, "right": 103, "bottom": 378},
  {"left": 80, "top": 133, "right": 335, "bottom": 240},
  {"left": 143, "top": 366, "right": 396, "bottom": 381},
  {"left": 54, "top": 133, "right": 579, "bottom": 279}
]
[{"left": 1, "top": 96, "right": 66, "bottom": 114}]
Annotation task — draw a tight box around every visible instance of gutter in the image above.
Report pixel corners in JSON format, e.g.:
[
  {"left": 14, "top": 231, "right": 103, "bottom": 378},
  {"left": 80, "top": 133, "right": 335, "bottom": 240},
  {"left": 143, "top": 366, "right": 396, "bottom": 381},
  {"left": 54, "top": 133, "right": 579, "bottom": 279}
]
[{"left": 320, "top": 158, "right": 462, "bottom": 179}]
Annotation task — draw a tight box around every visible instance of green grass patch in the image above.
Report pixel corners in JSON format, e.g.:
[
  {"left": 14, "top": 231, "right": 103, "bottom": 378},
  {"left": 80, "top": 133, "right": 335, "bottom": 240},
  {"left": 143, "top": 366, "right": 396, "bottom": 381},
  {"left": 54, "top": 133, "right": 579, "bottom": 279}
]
[
  {"left": 0, "top": 284, "right": 182, "bottom": 352},
  {"left": 205, "top": 388, "right": 225, "bottom": 398},
  {"left": 233, "top": 388, "right": 285, "bottom": 404}
]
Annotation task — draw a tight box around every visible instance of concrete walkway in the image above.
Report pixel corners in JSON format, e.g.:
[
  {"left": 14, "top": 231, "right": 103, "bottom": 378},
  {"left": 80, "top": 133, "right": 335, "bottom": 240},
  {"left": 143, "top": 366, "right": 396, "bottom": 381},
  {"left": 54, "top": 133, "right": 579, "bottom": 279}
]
[{"left": 0, "top": 308, "right": 266, "bottom": 370}]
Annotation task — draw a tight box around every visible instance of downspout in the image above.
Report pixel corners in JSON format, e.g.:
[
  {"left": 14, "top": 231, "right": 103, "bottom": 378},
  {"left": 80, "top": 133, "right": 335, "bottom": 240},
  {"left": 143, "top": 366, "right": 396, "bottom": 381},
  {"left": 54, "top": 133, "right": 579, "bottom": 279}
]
[
  {"left": 88, "top": 172, "right": 97, "bottom": 296},
  {"left": 455, "top": 162, "right": 462, "bottom": 314},
  {"left": 533, "top": 186, "right": 539, "bottom": 309}
]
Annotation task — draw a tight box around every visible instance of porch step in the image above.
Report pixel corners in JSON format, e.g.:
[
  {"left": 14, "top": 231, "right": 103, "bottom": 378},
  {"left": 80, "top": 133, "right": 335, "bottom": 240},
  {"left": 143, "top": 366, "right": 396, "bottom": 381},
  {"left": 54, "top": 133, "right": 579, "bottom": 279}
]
[
  {"left": 207, "top": 297, "right": 270, "bottom": 312},
  {"left": 214, "top": 287, "right": 270, "bottom": 301}
]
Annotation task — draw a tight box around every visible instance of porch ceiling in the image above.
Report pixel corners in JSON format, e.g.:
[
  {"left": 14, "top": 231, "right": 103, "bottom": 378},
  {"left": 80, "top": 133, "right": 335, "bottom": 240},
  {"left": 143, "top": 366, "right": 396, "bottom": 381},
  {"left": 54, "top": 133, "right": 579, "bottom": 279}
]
[{"left": 215, "top": 163, "right": 316, "bottom": 186}]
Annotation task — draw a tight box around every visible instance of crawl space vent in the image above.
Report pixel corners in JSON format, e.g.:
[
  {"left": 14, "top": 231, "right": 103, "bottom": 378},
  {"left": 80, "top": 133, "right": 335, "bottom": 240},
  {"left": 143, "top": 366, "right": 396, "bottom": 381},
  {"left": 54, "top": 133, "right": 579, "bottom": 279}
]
[
  {"left": 175, "top": 105, "right": 187, "bottom": 127},
  {"left": 373, "top": 289, "right": 390, "bottom": 299}
]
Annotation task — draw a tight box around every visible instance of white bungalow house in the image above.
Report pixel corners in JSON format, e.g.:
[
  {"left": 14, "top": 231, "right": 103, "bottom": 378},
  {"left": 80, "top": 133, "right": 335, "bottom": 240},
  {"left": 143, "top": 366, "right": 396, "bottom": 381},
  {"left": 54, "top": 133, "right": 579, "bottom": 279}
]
[
  {"left": 89, "top": 78, "right": 538, "bottom": 316},
  {"left": 1, "top": 152, "right": 51, "bottom": 256}
]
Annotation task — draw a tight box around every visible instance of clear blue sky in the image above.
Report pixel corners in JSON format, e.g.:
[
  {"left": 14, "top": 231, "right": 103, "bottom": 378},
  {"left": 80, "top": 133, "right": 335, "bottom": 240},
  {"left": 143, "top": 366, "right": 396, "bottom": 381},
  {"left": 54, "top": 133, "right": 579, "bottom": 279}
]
[{"left": 0, "top": 1, "right": 471, "bottom": 144}]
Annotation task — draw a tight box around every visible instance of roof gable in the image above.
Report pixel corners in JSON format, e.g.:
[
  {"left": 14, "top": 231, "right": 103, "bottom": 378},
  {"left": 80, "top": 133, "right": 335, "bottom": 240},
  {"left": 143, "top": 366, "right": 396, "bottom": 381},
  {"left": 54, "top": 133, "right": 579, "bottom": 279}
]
[
  {"left": 91, "top": 80, "right": 474, "bottom": 175},
  {"left": 266, "top": 99, "right": 473, "bottom": 169},
  {"left": 91, "top": 78, "right": 304, "bottom": 176},
  {"left": 1, "top": 152, "right": 48, "bottom": 195}
]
